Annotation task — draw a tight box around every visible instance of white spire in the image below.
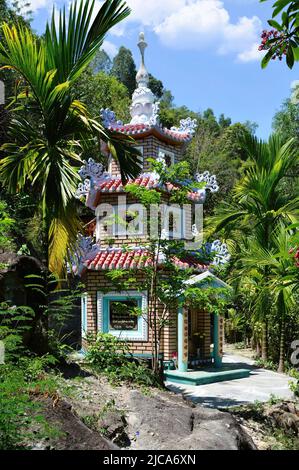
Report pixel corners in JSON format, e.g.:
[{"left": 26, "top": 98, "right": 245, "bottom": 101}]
[
  {"left": 136, "top": 32, "right": 149, "bottom": 87},
  {"left": 130, "top": 32, "right": 160, "bottom": 126}
]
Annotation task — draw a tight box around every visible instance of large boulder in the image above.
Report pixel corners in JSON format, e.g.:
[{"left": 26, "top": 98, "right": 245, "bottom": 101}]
[{"left": 126, "top": 389, "right": 256, "bottom": 450}]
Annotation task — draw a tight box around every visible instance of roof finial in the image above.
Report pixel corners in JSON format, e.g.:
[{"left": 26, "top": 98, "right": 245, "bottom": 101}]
[
  {"left": 138, "top": 32, "right": 147, "bottom": 68},
  {"left": 130, "top": 32, "right": 158, "bottom": 125},
  {"left": 136, "top": 32, "right": 149, "bottom": 88}
]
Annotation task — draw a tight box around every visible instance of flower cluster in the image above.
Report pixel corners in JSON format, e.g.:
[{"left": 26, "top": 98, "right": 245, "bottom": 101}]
[
  {"left": 289, "top": 247, "right": 299, "bottom": 267},
  {"left": 259, "top": 29, "right": 288, "bottom": 60}
]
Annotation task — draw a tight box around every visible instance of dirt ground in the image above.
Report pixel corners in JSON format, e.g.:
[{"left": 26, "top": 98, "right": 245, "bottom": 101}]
[
  {"left": 27, "top": 364, "right": 298, "bottom": 450},
  {"left": 29, "top": 366, "right": 255, "bottom": 450}
]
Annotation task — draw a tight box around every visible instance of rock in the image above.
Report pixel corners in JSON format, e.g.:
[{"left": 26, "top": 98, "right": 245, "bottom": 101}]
[
  {"left": 31, "top": 397, "right": 118, "bottom": 450},
  {"left": 126, "top": 390, "right": 256, "bottom": 450},
  {"left": 266, "top": 405, "right": 299, "bottom": 436},
  {"left": 98, "top": 411, "right": 130, "bottom": 447}
]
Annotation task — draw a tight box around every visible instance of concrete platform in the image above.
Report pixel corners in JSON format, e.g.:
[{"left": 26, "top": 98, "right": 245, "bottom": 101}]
[
  {"left": 164, "top": 366, "right": 250, "bottom": 386},
  {"left": 166, "top": 353, "right": 296, "bottom": 408}
]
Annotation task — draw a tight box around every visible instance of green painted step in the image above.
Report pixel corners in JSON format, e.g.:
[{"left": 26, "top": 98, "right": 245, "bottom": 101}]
[{"left": 164, "top": 368, "right": 251, "bottom": 386}]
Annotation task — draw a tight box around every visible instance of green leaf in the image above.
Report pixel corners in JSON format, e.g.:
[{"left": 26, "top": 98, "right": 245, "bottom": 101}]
[
  {"left": 286, "top": 45, "right": 295, "bottom": 67},
  {"left": 292, "top": 45, "right": 299, "bottom": 60},
  {"left": 273, "top": 0, "right": 294, "bottom": 18},
  {"left": 261, "top": 49, "right": 274, "bottom": 69},
  {"left": 268, "top": 19, "right": 283, "bottom": 30}
]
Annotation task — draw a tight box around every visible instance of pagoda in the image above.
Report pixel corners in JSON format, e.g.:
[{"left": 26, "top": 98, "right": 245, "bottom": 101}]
[{"left": 75, "top": 33, "right": 230, "bottom": 373}]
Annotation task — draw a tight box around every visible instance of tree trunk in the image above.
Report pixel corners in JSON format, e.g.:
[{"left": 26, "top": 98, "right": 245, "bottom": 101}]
[
  {"left": 278, "top": 317, "right": 285, "bottom": 373},
  {"left": 256, "top": 342, "right": 261, "bottom": 358},
  {"left": 261, "top": 320, "right": 268, "bottom": 361}
]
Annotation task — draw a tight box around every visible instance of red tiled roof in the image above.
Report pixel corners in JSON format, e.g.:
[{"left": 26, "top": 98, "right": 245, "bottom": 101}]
[
  {"left": 107, "top": 123, "right": 191, "bottom": 143},
  {"left": 96, "top": 175, "right": 205, "bottom": 202},
  {"left": 98, "top": 175, "right": 158, "bottom": 192},
  {"left": 83, "top": 248, "right": 208, "bottom": 272}
]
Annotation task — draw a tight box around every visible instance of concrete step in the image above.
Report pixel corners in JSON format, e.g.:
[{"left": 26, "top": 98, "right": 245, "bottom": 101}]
[{"left": 164, "top": 368, "right": 251, "bottom": 386}]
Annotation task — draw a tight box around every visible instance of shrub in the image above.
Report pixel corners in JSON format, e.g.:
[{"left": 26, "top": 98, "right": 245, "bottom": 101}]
[
  {"left": 0, "top": 302, "right": 35, "bottom": 361},
  {"left": 0, "top": 355, "right": 57, "bottom": 449},
  {"left": 289, "top": 368, "right": 299, "bottom": 397},
  {"left": 254, "top": 358, "right": 277, "bottom": 371},
  {"left": 85, "top": 333, "right": 160, "bottom": 387}
]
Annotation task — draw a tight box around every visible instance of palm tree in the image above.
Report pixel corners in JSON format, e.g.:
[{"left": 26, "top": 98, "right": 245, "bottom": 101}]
[
  {"left": 208, "top": 134, "right": 299, "bottom": 359},
  {"left": 239, "top": 225, "right": 299, "bottom": 372},
  {"left": 0, "top": 0, "right": 141, "bottom": 275}
]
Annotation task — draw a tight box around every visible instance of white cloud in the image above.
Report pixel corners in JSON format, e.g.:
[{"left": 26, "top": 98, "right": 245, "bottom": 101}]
[
  {"left": 28, "top": 0, "right": 50, "bottom": 11},
  {"left": 237, "top": 42, "right": 262, "bottom": 63},
  {"left": 126, "top": 0, "right": 186, "bottom": 27},
  {"left": 102, "top": 40, "right": 118, "bottom": 58},
  {"left": 122, "top": 0, "right": 263, "bottom": 62},
  {"left": 29, "top": 0, "right": 263, "bottom": 62}
]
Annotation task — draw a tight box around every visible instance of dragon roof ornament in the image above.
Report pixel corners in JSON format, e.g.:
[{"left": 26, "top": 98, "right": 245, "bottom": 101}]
[
  {"left": 100, "top": 108, "right": 123, "bottom": 128},
  {"left": 195, "top": 171, "right": 219, "bottom": 193},
  {"left": 205, "top": 240, "right": 230, "bottom": 265},
  {"left": 171, "top": 117, "right": 198, "bottom": 136},
  {"left": 75, "top": 158, "right": 111, "bottom": 203}
]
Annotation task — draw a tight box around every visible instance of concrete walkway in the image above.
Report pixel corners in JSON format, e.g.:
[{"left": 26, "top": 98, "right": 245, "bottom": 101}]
[{"left": 166, "top": 353, "right": 296, "bottom": 409}]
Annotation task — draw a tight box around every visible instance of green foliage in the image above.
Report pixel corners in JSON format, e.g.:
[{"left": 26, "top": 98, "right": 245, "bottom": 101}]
[
  {"left": 111, "top": 46, "right": 137, "bottom": 96},
  {"left": 0, "top": 199, "right": 14, "bottom": 255},
  {"left": 85, "top": 333, "right": 160, "bottom": 387},
  {"left": 148, "top": 74, "right": 164, "bottom": 99},
  {"left": 225, "top": 308, "right": 246, "bottom": 343},
  {"left": 255, "top": 357, "right": 277, "bottom": 370},
  {"left": 261, "top": 0, "right": 299, "bottom": 69},
  {"left": 272, "top": 97, "right": 299, "bottom": 200},
  {"left": 25, "top": 273, "right": 83, "bottom": 357},
  {"left": 0, "top": 301, "right": 34, "bottom": 361},
  {"left": 0, "top": 190, "right": 39, "bottom": 257},
  {"left": 0, "top": 357, "right": 57, "bottom": 449},
  {"left": 186, "top": 118, "right": 253, "bottom": 213},
  {"left": 0, "top": 0, "right": 141, "bottom": 275},
  {"left": 85, "top": 332, "right": 130, "bottom": 370},
  {"left": 0, "top": 287, "right": 59, "bottom": 449},
  {"left": 184, "top": 286, "right": 231, "bottom": 317},
  {"left": 76, "top": 69, "right": 131, "bottom": 125},
  {"left": 126, "top": 158, "right": 205, "bottom": 208},
  {"left": 159, "top": 102, "right": 198, "bottom": 130},
  {"left": 90, "top": 48, "right": 112, "bottom": 75},
  {"left": 289, "top": 368, "right": 299, "bottom": 396},
  {"left": 273, "top": 97, "right": 299, "bottom": 146}
]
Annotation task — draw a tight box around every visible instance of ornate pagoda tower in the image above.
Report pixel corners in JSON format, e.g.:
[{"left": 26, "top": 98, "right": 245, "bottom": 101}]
[{"left": 75, "top": 33, "right": 229, "bottom": 372}]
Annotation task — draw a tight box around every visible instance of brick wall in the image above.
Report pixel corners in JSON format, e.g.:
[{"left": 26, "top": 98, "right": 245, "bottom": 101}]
[
  {"left": 82, "top": 270, "right": 178, "bottom": 360},
  {"left": 189, "top": 309, "right": 211, "bottom": 359},
  {"left": 108, "top": 134, "right": 185, "bottom": 177}
]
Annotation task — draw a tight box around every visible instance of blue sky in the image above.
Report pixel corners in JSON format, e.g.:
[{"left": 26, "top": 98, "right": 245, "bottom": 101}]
[{"left": 28, "top": 0, "right": 299, "bottom": 138}]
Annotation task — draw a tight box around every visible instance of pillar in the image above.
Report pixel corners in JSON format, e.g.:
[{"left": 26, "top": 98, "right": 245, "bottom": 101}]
[
  {"left": 178, "top": 305, "right": 188, "bottom": 372},
  {"left": 213, "top": 314, "right": 222, "bottom": 368}
]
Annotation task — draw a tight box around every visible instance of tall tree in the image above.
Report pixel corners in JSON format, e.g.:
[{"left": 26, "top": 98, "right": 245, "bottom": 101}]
[
  {"left": 90, "top": 48, "right": 112, "bottom": 75},
  {"left": 273, "top": 97, "right": 299, "bottom": 146},
  {"left": 111, "top": 46, "right": 137, "bottom": 96},
  {"left": 148, "top": 73, "right": 164, "bottom": 99},
  {"left": 0, "top": 0, "right": 30, "bottom": 150},
  {"left": 0, "top": 0, "right": 140, "bottom": 276},
  {"left": 208, "top": 134, "right": 299, "bottom": 359},
  {"left": 239, "top": 225, "right": 299, "bottom": 372},
  {"left": 186, "top": 117, "right": 251, "bottom": 214},
  {"left": 76, "top": 69, "right": 131, "bottom": 126}
]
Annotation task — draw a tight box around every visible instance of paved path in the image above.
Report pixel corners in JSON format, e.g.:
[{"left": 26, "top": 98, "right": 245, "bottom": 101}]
[{"left": 166, "top": 353, "right": 296, "bottom": 409}]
